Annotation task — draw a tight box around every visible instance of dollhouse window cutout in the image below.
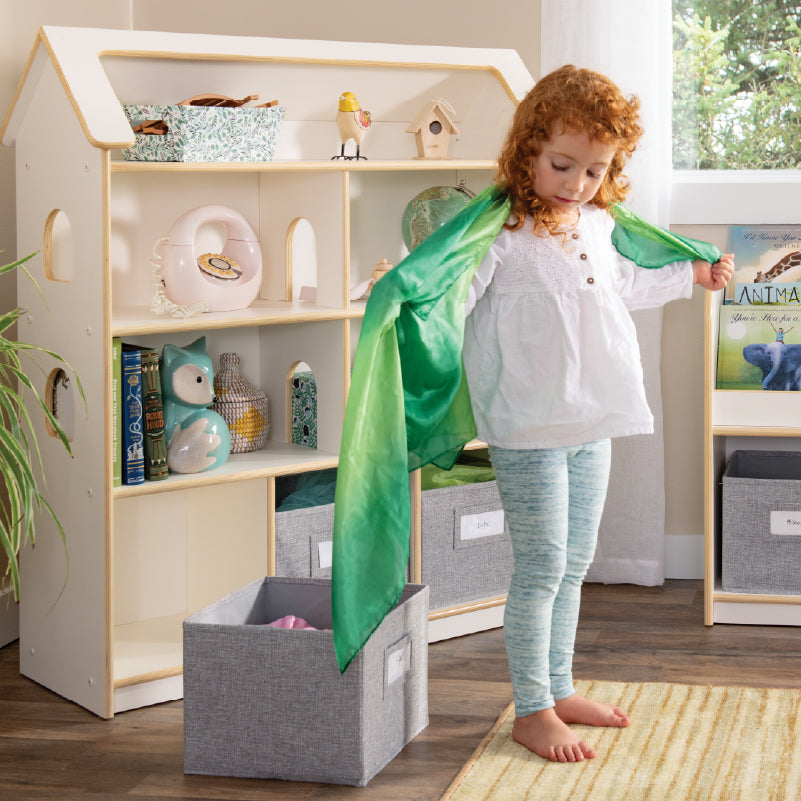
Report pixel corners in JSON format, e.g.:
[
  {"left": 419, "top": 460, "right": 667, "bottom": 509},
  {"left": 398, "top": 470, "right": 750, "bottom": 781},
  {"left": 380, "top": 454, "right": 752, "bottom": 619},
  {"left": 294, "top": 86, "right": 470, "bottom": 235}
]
[
  {"left": 286, "top": 217, "right": 317, "bottom": 301},
  {"left": 43, "top": 209, "right": 74, "bottom": 283},
  {"left": 45, "top": 368, "right": 75, "bottom": 441}
]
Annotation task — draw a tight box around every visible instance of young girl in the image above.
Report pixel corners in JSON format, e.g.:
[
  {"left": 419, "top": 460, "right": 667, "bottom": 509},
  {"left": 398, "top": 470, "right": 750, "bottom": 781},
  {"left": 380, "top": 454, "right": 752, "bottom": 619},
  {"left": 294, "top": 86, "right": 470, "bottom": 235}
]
[{"left": 462, "top": 65, "right": 734, "bottom": 763}]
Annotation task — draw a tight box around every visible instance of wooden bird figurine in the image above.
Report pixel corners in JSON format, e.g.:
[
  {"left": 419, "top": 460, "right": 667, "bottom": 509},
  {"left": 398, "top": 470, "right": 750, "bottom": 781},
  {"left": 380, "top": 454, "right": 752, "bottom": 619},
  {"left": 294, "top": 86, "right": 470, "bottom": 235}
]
[{"left": 332, "top": 91, "right": 371, "bottom": 160}]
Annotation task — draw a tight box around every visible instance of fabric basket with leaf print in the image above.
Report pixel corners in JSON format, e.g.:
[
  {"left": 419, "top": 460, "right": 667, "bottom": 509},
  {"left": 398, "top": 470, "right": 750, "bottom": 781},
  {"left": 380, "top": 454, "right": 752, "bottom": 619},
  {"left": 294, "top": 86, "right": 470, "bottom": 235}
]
[{"left": 122, "top": 104, "right": 285, "bottom": 162}]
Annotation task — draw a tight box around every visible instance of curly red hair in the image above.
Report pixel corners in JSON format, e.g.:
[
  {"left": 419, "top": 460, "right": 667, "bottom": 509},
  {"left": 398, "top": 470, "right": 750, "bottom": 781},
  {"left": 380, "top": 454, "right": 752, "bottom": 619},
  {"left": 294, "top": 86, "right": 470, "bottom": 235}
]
[{"left": 497, "top": 64, "right": 643, "bottom": 233}]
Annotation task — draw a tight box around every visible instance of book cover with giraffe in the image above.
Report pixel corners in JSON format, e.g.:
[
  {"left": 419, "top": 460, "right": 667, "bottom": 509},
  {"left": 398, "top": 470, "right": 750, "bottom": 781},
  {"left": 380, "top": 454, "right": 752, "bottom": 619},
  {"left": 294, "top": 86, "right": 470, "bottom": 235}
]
[{"left": 729, "top": 225, "right": 801, "bottom": 305}]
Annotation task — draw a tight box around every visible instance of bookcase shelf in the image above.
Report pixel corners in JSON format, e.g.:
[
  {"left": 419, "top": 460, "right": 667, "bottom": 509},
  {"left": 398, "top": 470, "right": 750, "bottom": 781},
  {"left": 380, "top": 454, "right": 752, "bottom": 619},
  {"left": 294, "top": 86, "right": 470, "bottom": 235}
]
[
  {"left": 110, "top": 159, "right": 499, "bottom": 174},
  {"left": 113, "top": 613, "right": 185, "bottom": 686},
  {"left": 113, "top": 442, "right": 340, "bottom": 498},
  {"left": 111, "top": 301, "right": 357, "bottom": 337},
  {"left": 704, "top": 290, "right": 801, "bottom": 627},
  {"left": 3, "top": 25, "right": 531, "bottom": 717}
]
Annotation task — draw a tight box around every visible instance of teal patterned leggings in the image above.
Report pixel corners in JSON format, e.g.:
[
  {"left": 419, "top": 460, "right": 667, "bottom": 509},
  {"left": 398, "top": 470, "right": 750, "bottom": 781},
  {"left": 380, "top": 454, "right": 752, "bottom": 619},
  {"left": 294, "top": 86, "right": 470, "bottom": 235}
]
[{"left": 489, "top": 440, "right": 611, "bottom": 718}]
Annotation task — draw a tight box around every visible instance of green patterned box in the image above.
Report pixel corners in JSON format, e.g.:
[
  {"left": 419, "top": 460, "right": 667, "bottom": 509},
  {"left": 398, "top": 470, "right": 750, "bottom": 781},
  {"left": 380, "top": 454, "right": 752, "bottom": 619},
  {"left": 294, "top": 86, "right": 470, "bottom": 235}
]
[
  {"left": 122, "top": 104, "right": 285, "bottom": 162},
  {"left": 291, "top": 370, "right": 317, "bottom": 449}
]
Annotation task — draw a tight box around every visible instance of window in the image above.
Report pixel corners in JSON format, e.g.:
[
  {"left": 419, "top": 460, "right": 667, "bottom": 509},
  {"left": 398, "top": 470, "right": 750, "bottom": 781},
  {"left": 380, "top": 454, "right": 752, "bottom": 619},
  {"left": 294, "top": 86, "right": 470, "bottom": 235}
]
[{"left": 672, "top": 1, "right": 801, "bottom": 170}]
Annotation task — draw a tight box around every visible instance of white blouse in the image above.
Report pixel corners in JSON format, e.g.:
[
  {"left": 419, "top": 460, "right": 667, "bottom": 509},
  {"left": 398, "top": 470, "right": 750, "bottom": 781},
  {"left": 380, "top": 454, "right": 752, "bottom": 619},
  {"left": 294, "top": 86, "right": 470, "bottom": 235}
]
[{"left": 463, "top": 204, "right": 694, "bottom": 449}]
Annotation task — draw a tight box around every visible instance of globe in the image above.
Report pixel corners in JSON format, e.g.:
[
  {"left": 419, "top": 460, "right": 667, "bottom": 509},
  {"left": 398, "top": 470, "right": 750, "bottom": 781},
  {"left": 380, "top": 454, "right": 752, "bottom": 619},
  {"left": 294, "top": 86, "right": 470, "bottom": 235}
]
[{"left": 401, "top": 185, "right": 472, "bottom": 251}]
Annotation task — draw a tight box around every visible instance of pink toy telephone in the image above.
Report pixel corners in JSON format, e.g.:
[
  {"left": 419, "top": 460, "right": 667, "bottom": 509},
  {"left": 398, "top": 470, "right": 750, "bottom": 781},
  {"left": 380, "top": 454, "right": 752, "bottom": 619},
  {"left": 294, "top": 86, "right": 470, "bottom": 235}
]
[{"left": 157, "top": 205, "right": 263, "bottom": 312}]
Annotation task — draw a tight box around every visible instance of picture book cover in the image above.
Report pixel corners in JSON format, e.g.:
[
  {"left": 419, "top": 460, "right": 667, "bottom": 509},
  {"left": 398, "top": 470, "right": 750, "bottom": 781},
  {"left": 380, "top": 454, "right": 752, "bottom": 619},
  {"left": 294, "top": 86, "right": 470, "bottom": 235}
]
[
  {"left": 717, "top": 305, "right": 801, "bottom": 390},
  {"left": 729, "top": 225, "right": 801, "bottom": 305}
]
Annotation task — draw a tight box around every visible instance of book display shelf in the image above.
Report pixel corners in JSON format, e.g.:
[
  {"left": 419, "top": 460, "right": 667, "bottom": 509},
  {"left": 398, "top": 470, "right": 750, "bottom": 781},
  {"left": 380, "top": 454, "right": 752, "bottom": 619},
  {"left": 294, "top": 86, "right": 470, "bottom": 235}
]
[
  {"left": 1, "top": 26, "right": 533, "bottom": 717},
  {"left": 704, "top": 290, "right": 801, "bottom": 627}
]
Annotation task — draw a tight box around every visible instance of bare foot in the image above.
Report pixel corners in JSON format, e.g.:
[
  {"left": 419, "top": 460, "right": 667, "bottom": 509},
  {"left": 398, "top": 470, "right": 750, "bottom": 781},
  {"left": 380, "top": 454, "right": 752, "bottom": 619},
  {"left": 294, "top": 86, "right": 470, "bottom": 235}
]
[
  {"left": 553, "top": 693, "right": 630, "bottom": 728},
  {"left": 511, "top": 707, "right": 596, "bottom": 763}
]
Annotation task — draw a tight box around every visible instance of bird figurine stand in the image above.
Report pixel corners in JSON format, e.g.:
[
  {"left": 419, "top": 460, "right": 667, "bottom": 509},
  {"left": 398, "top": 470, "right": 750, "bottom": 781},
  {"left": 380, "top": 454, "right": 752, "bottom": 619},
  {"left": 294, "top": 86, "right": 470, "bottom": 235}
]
[
  {"left": 332, "top": 91, "right": 371, "bottom": 160},
  {"left": 160, "top": 337, "right": 231, "bottom": 473}
]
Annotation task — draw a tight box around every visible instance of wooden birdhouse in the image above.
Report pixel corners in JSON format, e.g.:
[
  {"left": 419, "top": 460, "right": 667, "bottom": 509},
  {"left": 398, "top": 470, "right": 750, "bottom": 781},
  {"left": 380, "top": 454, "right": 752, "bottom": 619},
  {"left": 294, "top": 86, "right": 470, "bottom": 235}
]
[{"left": 406, "top": 98, "right": 460, "bottom": 159}]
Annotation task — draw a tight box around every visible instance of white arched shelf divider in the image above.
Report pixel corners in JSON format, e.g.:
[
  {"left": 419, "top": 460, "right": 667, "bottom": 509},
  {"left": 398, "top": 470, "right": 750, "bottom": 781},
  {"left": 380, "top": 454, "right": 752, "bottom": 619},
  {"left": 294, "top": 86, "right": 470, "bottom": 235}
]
[{"left": 285, "top": 217, "right": 318, "bottom": 302}]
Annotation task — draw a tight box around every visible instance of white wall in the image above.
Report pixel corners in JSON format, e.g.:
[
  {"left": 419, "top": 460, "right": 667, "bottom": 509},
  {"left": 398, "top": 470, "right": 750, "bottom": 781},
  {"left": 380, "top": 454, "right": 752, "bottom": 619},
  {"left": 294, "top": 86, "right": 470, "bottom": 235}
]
[
  {"left": 1, "top": 1, "right": 137, "bottom": 261},
  {"left": 0, "top": 0, "right": 706, "bottom": 579}
]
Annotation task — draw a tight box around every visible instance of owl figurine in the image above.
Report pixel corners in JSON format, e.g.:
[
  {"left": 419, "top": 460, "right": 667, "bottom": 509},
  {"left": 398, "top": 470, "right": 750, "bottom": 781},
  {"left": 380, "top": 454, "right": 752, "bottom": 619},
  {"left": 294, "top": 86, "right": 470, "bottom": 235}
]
[{"left": 160, "top": 337, "right": 231, "bottom": 473}]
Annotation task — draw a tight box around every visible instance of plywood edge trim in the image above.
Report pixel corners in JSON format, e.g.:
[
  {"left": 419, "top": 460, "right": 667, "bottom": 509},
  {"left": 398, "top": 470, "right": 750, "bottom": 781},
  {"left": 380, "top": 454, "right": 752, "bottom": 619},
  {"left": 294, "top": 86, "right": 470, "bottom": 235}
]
[
  {"left": 410, "top": 470, "right": 422, "bottom": 584},
  {"left": 0, "top": 29, "right": 46, "bottom": 146},
  {"left": 111, "top": 308, "right": 357, "bottom": 338},
  {"left": 109, "top": 159, "right": 499, "bottom": 173},
  {"left": 114, "top": 457, "right": 341, "bottom": 497},
  {"left": 712, "top": 426, "right": 801, "bottom": 437},
  {"left": 114, "top": 665, "right": 183, "bottom": 689},
  {"left": 37, "top": 29, "right": 133, "bottom": 150},
  {"left": 703, "top": 291, "right": 714, "bottom": 626},
  {"left": 428, "top": 596, "right": 507, "bottom": 620},
  {"left": 102, "top": 150, "right": 114, "bottom": 718},
  {"left": 99, "top": 50, "right": 524, "bottom": 103},
  {"left": 713, "top": 592, "right": 801, "bottom": 605}
]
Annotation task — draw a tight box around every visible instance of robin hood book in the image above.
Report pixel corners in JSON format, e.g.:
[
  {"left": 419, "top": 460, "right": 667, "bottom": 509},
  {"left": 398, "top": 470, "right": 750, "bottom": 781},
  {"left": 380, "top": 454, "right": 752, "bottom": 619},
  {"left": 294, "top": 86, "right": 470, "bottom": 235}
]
[{"left": 131, "top": 345, "right": 168, "bottom": 480}]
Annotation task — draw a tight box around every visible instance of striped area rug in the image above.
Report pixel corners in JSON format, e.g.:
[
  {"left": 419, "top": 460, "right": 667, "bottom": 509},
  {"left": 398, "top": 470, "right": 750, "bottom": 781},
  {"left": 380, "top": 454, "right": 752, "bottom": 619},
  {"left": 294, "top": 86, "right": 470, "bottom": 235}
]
[{"left": 441, "top": 680, "right": 801, "bottom": 801}]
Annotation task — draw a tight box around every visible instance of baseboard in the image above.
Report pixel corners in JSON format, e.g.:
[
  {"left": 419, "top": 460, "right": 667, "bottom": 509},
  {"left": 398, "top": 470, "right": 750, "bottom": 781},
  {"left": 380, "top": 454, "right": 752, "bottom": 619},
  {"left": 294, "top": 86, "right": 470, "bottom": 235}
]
[
  {"left": 0, "top": 588, "right": 19, "bottom": 647},
  {"left": 0, "top": 536, "right": 705, "bottom": 650},
  {"left": 664, "top": 533, "right": 704, "bottom": 580}
]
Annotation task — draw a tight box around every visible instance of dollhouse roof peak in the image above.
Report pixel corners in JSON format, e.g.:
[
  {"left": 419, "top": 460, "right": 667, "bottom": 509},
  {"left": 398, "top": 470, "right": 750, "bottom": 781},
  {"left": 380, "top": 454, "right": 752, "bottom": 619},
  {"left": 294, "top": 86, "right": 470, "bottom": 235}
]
[{"left": 1, "top": 26, "right": 532, "bottom": 150}]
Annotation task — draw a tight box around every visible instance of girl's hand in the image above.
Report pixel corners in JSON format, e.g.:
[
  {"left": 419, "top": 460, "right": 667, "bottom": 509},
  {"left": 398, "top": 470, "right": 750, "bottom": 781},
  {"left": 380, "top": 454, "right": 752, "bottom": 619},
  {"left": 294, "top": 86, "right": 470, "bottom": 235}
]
[{"left": 693, "top": 253, "right": 735, "bottom": 291}]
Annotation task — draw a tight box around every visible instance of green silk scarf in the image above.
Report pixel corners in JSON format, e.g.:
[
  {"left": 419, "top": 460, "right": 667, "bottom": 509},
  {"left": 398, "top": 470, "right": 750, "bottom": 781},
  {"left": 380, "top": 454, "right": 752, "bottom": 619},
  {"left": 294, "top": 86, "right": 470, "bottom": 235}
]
[{"left": 332, "top": 184, "right": 720, "bottom": 672}]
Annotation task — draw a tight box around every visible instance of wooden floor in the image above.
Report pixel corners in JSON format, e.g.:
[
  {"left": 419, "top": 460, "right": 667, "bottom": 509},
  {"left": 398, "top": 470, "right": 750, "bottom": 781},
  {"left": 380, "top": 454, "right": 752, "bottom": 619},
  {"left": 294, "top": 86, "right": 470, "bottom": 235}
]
[{"left": 2, "top": 579, "right": 801, "bottom": 800}]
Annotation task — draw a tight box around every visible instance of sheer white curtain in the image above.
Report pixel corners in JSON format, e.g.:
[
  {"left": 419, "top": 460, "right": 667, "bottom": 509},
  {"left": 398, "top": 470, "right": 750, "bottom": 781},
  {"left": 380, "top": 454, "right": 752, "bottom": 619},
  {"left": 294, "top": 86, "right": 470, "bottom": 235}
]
[{"left": 540, "top": 1, "right": 674, "bottom": 585}]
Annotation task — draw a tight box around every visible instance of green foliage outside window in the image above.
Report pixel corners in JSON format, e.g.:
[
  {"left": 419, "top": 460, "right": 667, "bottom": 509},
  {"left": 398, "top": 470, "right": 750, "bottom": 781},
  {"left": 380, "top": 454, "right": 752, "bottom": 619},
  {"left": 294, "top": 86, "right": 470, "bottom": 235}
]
[{"left": 673, "top": 0, "right": 801, "bottom": 169}]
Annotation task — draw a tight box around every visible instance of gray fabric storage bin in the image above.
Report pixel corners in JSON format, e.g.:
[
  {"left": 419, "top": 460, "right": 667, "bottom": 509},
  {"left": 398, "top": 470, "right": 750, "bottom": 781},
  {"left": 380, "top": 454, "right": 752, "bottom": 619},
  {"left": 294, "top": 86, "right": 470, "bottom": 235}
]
[
  {"left": 275, "top": 504, "right": 335, "bottom": 578},
  {"left": 722, "top": 450, "right": 801, "bottom": 594},
  {"left": 183, "top": 576, "right": 429, "bottom": 786},
  {"left": 421, "top": 481, "right": 513, "bottom": 610},
  {"left": 275, "top": 502, "right": 410, "bottom": 582}
]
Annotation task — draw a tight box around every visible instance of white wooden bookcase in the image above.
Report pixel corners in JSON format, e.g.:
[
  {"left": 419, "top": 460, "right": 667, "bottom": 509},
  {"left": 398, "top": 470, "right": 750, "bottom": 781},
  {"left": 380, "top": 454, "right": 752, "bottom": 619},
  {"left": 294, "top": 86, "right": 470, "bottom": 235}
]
[
  {"left": 704, "top": 290, "right": 801, "bottom": 626},
  {"left": 1, "top": 26, "right": 532, "bottom": 717}
]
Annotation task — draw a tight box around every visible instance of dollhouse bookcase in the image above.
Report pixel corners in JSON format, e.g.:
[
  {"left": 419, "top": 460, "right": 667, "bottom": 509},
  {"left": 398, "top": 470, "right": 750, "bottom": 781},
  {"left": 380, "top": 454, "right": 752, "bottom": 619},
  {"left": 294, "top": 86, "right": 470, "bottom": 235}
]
[{"left": 1, "top": 26, "right": 532, "bottom": 717}]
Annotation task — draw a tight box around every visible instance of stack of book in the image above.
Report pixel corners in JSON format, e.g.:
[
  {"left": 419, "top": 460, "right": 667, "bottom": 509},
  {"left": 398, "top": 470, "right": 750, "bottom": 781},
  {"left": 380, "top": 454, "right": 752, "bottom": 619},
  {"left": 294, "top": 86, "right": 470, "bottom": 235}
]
[{"left": 113, "top": 339, "right": 169, "bottom": 485}]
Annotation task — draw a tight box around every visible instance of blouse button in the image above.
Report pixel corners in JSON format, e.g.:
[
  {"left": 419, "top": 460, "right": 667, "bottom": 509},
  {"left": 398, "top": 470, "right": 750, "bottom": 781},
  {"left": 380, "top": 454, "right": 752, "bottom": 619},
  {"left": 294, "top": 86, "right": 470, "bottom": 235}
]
[
  {"left": 587, "top": 277, "right": 595, "bottom": 284},
  {"left": 571, "top": 233, "right": 579, "bottom": 240},
  {"left": 580, "top": 253, "right": 588, "bottom": 260}
]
